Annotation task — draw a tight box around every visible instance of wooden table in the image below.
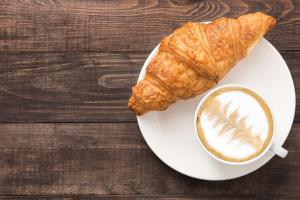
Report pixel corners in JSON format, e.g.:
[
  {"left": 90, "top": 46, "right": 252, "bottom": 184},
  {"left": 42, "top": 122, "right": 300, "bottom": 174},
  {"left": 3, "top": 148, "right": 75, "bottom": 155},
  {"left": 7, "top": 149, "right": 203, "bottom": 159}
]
[{"left": 0, "top": 1, "right": 299, "bottom": 199}]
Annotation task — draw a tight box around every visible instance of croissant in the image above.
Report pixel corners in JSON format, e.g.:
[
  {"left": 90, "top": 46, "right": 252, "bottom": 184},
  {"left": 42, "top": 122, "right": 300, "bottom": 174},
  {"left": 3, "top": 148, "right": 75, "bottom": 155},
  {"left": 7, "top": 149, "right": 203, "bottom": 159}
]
[{"left": 128, "top": 12, "right": 276, "bottom": 115}]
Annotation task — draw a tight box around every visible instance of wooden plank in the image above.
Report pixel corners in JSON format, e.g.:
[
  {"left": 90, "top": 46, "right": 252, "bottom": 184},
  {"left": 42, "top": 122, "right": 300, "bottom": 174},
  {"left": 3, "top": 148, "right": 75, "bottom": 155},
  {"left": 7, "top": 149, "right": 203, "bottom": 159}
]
[
  {"left": 0, "top": 51, "right": 299, "bottom": 122},
  {"left": 0, "top": 52, "right": 144, "bottom": 122},
  {"left": 0, "top": 123, "right": 299, "bottom": 198},
  {"left": 0, "top": 195, "right": 297, "bottom": 200},
  {"left": 0, "top": 0, "right": 299, "bottom": 52},
  {"left": 0, "top": 123, "right": 145, "bottom": 150}
]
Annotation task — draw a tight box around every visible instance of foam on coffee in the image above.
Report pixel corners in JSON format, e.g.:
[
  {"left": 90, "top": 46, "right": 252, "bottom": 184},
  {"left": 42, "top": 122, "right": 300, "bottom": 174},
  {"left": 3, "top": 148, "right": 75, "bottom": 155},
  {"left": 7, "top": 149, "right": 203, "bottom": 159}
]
[{"left": 197, "top": 87, "right": 273, "bottom": 162}]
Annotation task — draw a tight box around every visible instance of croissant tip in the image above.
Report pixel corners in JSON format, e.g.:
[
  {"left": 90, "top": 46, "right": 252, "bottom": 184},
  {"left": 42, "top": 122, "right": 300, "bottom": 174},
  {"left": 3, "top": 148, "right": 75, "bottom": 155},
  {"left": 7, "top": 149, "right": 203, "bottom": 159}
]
[
  {"left": 264, "top": 13, "right": 277, "bottom": 32},
  {"left": 128, "top": 95, "right": 146, "bottom": 116},
  {"left": 255, "top": 12, "right": 277, "bottom": 27},
  {"left": 270, "top": 16, "right": 277, "bottom": 28}
]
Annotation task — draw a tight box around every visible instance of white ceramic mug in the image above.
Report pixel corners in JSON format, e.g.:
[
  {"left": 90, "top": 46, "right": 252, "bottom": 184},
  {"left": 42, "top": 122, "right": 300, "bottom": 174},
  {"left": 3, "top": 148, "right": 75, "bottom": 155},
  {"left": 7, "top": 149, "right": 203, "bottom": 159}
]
[{"left": 194, "top": 84, "right": 288, "bottom": 165}]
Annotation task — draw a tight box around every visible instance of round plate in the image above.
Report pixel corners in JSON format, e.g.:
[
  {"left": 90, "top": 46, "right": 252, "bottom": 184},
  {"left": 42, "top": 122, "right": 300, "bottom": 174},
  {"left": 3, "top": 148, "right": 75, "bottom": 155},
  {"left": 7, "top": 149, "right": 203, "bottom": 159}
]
[{"left": 136, "top": 38, "right": 295, "bottom": 180}]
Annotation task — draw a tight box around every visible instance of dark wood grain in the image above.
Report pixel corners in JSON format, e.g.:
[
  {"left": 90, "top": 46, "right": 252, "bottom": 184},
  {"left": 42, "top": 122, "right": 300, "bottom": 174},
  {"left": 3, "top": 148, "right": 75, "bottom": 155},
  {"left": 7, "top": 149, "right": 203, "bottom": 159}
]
[
  {"left": 0, "top": 195, "right": 297, "bottom": 200},
  {"left": 0, "top": 0, "right": 299, "bottom": 52},
  {"left": 0, "top": 123, "right": 145, "bottom": 150},
  {"left": 0, "top": 123, "right": 299, "bottom": 199},
  {"left": 0, "top": 50, "right": 298, "bottom": 122},
  {"left": 0, "top": 52, "right": 143, "bottom": 122},
  {"left": 0, "top": 0, "right": 299, "bottom": 199}
]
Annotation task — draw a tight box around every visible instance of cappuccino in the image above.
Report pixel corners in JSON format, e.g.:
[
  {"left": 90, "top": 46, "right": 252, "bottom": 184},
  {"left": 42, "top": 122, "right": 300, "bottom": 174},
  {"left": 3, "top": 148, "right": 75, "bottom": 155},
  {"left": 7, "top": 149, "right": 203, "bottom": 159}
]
[{"left": 196, "top": 86, "right": 273, "bottom": 162}]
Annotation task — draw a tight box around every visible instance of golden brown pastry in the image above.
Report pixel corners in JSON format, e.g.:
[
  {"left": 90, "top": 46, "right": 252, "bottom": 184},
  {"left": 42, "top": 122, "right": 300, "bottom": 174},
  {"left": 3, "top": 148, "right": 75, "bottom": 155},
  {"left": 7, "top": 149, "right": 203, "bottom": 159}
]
[{"left": 128, "top": 12, "right": 276, "bottom": 115}]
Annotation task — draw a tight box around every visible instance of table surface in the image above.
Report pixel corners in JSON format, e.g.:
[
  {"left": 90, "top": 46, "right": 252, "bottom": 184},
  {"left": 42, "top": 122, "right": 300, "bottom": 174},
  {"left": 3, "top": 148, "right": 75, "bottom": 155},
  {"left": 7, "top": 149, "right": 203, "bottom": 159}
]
[{"left": 0, "top": 1, "right": 299, "bottom": 199}]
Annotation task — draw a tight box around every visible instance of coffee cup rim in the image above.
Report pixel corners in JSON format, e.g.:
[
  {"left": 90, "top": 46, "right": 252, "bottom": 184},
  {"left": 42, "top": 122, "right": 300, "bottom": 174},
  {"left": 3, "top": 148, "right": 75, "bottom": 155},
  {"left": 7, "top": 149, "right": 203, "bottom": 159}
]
[{"left": 193, "top": 83, "right": 275, "bottom": 166}]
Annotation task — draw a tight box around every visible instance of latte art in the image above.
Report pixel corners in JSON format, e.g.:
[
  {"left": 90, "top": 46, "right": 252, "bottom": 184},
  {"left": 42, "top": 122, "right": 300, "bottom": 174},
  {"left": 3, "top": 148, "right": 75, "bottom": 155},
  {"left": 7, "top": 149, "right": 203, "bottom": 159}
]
[{"left": 197, "top": 87, "right": 273, "bottom": 162}]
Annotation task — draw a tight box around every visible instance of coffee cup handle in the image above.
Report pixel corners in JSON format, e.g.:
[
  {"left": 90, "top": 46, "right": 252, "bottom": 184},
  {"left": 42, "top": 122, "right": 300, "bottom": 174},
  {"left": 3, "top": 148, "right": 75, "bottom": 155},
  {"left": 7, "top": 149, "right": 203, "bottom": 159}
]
[{"left": 270, "top": 143, "right": 288, "bottom": 158}]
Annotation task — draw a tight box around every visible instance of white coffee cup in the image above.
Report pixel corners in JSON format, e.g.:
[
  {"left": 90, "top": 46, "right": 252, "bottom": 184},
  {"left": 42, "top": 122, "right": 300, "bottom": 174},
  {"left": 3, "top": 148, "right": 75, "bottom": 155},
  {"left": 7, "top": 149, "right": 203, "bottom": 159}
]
[{"left": 194, "top": 84, "right": 288, "bottom": 165}]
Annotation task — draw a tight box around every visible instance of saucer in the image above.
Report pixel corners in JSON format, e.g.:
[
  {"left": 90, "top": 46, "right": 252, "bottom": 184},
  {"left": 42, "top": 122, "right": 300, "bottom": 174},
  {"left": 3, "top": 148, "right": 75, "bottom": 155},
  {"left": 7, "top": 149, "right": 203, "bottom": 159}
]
[{"left": 136, "top": 38, "right": 295, "bottom": 180}]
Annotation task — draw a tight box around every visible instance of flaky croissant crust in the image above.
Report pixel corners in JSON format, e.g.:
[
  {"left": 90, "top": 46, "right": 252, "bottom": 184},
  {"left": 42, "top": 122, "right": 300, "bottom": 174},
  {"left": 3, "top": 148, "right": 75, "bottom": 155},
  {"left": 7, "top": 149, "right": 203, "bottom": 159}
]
[{"left": 129, "top": 12, "right": 276, "bottom": 115}]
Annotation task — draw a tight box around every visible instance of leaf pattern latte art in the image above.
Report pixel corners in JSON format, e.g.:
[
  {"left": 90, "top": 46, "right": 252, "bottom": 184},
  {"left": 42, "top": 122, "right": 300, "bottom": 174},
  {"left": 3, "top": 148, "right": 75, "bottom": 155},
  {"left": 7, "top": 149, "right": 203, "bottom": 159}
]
[{"left": 204, "top": 99, "right": 262, "bottom": 149}]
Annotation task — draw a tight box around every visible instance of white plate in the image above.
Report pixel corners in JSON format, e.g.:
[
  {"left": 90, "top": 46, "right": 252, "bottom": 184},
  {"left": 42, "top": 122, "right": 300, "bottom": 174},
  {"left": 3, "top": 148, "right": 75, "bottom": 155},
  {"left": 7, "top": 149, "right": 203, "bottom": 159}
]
[{"left": 136, "top": 38, "right": 295, "bottom": 180}]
